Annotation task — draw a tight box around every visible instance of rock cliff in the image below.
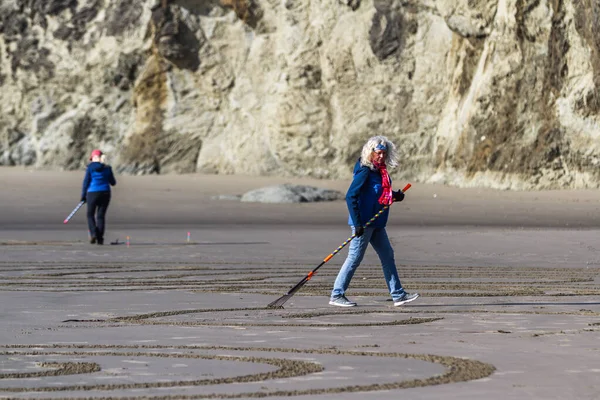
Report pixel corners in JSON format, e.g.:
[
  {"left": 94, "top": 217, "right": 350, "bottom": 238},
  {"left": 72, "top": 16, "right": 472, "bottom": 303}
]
[{"left": 0, "top": 0, "right": 598, "bottom": 189}]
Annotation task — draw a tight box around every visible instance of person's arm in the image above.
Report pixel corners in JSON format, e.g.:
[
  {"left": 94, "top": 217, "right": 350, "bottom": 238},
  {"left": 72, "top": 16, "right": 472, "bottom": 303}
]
[
  {"left": 107, "top": 167, "right": 116, "bottom": 186},
  {"left": 81, "top": 168, "right": 91, "bottom": 201},
  {"left": 345, "top": 166, "right": 369, "bottom": 227}
]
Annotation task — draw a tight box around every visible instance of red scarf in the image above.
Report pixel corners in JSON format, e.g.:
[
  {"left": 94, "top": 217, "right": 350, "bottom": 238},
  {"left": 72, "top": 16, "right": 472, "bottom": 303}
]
[{"left": 374, "top": 162, "right": 393, "bottom": 205}]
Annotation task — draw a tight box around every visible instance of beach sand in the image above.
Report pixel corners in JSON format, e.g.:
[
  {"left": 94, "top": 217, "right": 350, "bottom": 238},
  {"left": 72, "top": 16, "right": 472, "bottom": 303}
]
[{"left": 1, "top": 167, "right": 600, "bottom": 400}]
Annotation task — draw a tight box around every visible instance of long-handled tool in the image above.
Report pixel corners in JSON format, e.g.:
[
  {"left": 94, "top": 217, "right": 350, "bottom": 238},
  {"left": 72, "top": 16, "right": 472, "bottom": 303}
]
[
  {"left": 267, "top": 183, "right": 412, "bottom": 309},
  {"left": 63, "top": 201, "right": 85, "bottom": 224}
]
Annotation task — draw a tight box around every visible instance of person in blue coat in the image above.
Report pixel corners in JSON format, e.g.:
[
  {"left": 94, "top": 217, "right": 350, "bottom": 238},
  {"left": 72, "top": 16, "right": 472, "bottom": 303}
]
[
  {"left": 329, "top": 136, "right": 419, "bottom": 307},
  {"left": 81, "top": 149, "right": 116, "bottom": 245}
]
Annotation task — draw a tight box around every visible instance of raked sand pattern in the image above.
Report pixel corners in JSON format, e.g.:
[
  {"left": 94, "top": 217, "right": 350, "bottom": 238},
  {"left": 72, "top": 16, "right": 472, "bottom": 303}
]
[
  {"left": 1, "top": 253, "right": 599, "bottom": 399},
  {"left": 1, "top": 170, "right": 600, "bottom": 399}
]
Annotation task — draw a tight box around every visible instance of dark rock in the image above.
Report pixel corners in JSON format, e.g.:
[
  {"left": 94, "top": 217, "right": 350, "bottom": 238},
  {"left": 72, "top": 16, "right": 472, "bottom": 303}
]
[
  {"left": 10, "top": 36, "right": 55, "bottom": 79},
  {"left": 44, "top": 0, "right": 78, "bottom": 16},
  {"left": 112, "top": 51, "right": 144, "bottom": 90},
  {"left": 151, "top": 3, "right": 201, "bottom": 71},
  {"left": 369, "top": 4, "right": 405, "bottom": 60},
  {"left": 105, "top": 1, "right": 143, "bottom": 37},
  {"left": 340, "top": 0, "right": 361, "bottom": 11}
]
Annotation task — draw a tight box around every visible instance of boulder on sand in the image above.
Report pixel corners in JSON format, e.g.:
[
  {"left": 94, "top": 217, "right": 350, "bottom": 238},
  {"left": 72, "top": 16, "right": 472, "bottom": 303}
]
[{"left": 240, "top": 184, "right": 344, "bottom": 203}]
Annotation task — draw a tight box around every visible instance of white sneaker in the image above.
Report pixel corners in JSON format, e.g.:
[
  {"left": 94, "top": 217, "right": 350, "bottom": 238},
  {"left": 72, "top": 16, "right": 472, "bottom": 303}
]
[
  {"left": 393, "top": 292, "right": 419, "bottom": 306},
  {"left": 329, "top": 295, "right": 357, "bottom": 307}
]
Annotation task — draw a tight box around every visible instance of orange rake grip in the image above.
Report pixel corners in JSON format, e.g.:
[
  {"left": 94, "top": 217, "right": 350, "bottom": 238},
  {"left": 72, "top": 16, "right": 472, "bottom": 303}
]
[
  {"left": 323, "top": 254, "right": 334, "bottom": 263},
  {"left": 401, "top": 183, "right": 411, "bottom": 192}
]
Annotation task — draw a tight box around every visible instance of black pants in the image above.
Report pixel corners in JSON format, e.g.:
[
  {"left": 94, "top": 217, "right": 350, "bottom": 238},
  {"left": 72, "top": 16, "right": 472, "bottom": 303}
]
[{"left": 86, "top": 191, "right": 111, "bottom": 240}]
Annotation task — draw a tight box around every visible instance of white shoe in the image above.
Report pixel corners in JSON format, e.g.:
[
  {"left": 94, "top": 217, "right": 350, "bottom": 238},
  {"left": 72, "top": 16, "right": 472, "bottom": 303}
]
[{"left": 393, "top": 292, "right": 419, "bottom": 306}]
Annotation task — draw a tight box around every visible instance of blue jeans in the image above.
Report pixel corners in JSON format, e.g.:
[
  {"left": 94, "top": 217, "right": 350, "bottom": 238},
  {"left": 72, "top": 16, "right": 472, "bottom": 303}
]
[{"left": 331, "top": 226, "right": 405, "bottom": 301}]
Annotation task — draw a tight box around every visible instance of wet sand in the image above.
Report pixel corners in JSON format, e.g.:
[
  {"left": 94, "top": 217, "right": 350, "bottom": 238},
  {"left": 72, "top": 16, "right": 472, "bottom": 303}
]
[{"left": 1, "top": 167, "right": 600, "bottom": 400}]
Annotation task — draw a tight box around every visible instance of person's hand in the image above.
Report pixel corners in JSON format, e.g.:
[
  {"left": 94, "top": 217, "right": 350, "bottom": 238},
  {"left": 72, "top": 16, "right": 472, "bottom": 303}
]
[
  {"left": 393, "top": 191, "right": 405, "bottom": 202},
  {"left": 354, "top": 226, "right": 365, "bottom": 237},
  {"left": 80, "top": 196, "right": 86, "bottom": 203}
]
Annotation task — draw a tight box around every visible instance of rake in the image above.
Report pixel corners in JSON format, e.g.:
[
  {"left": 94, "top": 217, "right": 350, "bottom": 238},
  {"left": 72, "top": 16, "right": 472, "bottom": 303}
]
[
  {"left": 267, "top": 183, "right": 412, "bottom": 309},
  {"left": 63, "top": 200, "right": 85, "bottom": 224}
]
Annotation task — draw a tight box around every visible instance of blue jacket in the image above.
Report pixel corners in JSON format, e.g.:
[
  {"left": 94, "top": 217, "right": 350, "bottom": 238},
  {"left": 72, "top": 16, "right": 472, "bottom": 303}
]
[
  {"left": 346, "top": 160, "right": 395, "bottom": 228},
  {"left": 81, "top": 162, "right": 116, "bottom": 198}
]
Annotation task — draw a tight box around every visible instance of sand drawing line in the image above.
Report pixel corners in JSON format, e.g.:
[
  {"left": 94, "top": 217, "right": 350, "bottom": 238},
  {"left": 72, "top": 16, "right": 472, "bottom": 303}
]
[
  {"left": 0, "top": 344, "right": 495, "bottom": 398},
  {"left": 1, "top": 263, "right": 598, "bottom": 301}
]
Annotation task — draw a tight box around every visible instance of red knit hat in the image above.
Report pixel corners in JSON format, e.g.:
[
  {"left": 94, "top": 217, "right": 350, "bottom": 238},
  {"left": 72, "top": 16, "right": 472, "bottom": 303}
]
[{"left": 89, "top": 149, "right": 103, "bottom": 160}]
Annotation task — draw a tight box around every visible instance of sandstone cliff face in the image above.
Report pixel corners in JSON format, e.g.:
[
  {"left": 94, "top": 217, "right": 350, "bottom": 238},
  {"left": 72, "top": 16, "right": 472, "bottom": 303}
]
[{"left": 0, "top": 0, "right": 598, "bottom": 189}]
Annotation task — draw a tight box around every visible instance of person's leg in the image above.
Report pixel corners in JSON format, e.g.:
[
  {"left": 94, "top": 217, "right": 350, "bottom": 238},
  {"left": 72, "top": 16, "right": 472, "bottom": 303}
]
[
  {"left": 95, "top": 192, "right": 111, "bottom": 245},
  {"left": 86, "top": 192, "right": 100, "bottom": 243},
  {"left": 330, "top": 227, "right": 372, "bottom": 301},
  {"left": 369, "top": 228, "right": 405, "bottom": 300},
  {"left": 370, "top": 228, "right": 419, "bottom": 305}
]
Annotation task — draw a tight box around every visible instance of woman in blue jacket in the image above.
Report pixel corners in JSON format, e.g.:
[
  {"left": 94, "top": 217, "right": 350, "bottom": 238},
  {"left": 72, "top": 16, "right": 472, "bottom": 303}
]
[
  {"left": 81, "top": 149, "right": 116, "bottom": 245},
  {"left": 329, "top": 136, "right": 419, "bottom": 307}
]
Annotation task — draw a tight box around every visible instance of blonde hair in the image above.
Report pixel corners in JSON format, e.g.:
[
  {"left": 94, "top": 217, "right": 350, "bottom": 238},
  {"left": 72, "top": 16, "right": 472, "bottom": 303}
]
[{"left": 360, "top": 135, "right": 399, "bottom": 169}]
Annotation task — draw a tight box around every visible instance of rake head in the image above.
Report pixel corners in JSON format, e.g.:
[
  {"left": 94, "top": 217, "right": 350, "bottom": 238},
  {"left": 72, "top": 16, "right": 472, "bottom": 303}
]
[
  {"left": 267, "top": 294, "right": 292, "bottom": 309},
  {"left": 267, "top": 274, "right": 312, "bottom": 309}
]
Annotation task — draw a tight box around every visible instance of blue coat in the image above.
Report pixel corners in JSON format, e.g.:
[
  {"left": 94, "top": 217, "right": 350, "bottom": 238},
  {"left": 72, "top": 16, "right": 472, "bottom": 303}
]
[
  {"left": 346, "top": 160, "right": 393, "bottom": 228},
  {"left": 81, "top": 162, "right": 116, "bottom": 198}
]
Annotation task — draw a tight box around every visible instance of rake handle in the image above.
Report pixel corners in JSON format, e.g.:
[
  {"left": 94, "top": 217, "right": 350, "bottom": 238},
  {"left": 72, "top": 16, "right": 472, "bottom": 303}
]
[
  {"left": 279, "top": 205, "right": 391, "bottom": 296},
  {"left": 63, "top": 200, "right": 85, "bottom": 224}
]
